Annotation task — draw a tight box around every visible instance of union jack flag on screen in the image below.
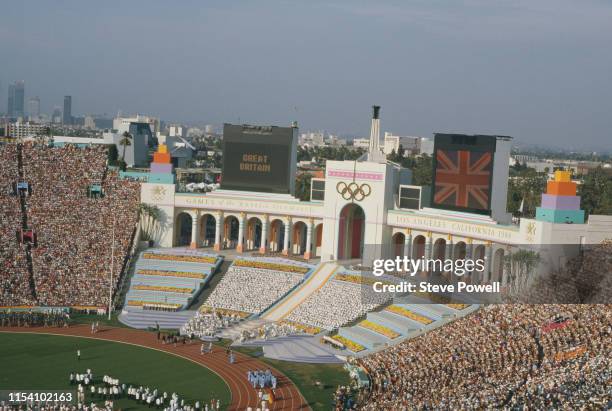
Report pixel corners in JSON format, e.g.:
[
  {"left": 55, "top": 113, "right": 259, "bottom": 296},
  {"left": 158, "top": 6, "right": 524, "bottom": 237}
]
[{"left": 434, "top": 149, "right": 493, "bottom": 210}]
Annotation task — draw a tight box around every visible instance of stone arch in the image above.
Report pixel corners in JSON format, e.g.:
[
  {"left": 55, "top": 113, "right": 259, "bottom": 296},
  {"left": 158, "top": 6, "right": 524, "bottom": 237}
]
[
  {"left": 433, "top": 238, "right": 447, "bottom": 275},
  {"left": 199, "top": 213, "right": 216, "bottom": 247},
  {"left": 246, "top": 216, "right": 263, "bottom": 251},
  {"left": 269, "top": 219, "right": 285, "bottom": 253},
  {"left": 392, "top": 232, "right": 405, "bottom": 258},
  {"left": 292, "top": 221, "right": 307, "bottom": 255},
  {"left": 433, "top": 238, "right": 446, "bottom": 260},
  {"left": 338, "top": 203, "right": 365, "bottom": 260},
  {"left": 223, "top": 215, "right": 239, "bottom": 249},
  {"left": 453, "top": 241, "right": 467, "bottom": 260},
  {"left": 492, "top": 248, "right": 505, "bottom": 283},
  {"left": 175, "top": 212, "right": 192, "bottom": 247},
  {"left": 412, "top": 235, "right": 426, "bottom": 259}
]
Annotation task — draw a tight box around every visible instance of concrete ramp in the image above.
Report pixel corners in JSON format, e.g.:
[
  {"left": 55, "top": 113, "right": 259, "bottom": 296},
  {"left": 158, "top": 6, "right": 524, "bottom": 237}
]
[{"left": 262, "top": 262, "right": 338, "bottom": 321}]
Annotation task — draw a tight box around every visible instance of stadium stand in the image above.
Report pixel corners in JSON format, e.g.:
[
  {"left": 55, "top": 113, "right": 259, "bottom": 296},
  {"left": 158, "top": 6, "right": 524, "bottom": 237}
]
[
  {"left": 202, "top": 258, "right": 314, "bottom": 316},
  {"left": 284, "top": 271, "right": 392, "bottom": 331},
  {"left": 125, "top": 249, "right": 222, "bottom": 312},
  {"left": 0, "top": 142, "right": 140, "bottom": 308},
  {"left": 0, "top": 144, "right": 35, "bottom": 306},
  {"left": 358, "top": 304, "right": 611, "bottom": 410}
]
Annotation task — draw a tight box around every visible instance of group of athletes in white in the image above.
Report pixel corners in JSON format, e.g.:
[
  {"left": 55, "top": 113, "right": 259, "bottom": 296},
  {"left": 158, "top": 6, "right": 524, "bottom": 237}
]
[
  {"left": 247, "top": 370, "right": 277, "bottom": 390},
  {"left": 67, "top": 370, "right": 221, "bottom": 411}
]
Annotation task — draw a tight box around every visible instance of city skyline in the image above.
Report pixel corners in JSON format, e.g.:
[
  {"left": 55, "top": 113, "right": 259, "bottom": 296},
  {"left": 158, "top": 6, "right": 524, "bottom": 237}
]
[{"left": 2, "top": 0, "right": 612, "bottom": 150}]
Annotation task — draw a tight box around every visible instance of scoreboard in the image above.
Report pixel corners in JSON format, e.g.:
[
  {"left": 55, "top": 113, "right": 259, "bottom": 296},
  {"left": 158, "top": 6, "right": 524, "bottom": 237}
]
[{"left": 221, "top": 124, "right": 297, "bottom": 194}]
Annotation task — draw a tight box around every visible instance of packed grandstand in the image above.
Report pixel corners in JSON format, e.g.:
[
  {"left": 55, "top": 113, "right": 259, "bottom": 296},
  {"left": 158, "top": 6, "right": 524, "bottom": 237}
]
[
  {"left": 0, "top": 142, "right": 140, "bottom": 308},
  {"left": 1, "top": 141, "right": 611, "bottom": 410}
]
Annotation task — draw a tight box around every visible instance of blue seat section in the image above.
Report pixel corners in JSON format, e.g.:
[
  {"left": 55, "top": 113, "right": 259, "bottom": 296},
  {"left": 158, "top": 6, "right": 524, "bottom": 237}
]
[
  {"left": 124, "top": 248, "right": 222, "bottom": 311},
  {"left": 335, "top": 301, "right": 479, "bottom": 356},
  {"left": 367, "top": 311, "right": 420, "bottom": 334}
]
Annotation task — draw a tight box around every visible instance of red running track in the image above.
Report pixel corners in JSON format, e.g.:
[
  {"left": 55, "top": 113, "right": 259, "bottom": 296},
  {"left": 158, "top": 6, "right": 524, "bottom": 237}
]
[{"left": 0, "top": 325, "right": 310, "bottom": 411}]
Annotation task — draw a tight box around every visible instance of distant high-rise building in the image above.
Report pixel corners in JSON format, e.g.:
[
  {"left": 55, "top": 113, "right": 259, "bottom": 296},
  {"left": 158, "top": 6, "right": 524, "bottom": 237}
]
[
  {"left": 52, "top": 106, "right": 62, "bottom": 124},
  {"left": 28, "top": 97, "right": 40, "bottom": 120},
  {"left": 84, "top": 115, "right": 96, "bottom": 129},
  {"left": 7, "top": 81, "right": 25, "bottom": 118},
  {"left": 63, "top": 96, "right": 72, "bottom": 125}
]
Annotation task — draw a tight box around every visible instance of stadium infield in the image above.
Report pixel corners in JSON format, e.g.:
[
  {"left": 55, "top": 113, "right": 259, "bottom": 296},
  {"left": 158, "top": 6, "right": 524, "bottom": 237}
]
[{"left": 0, "top": 325, "right": 309, "bottom": 411}]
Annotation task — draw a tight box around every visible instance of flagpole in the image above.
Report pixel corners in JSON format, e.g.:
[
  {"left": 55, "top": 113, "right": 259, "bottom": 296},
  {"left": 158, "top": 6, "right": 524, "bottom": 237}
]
[{"left": 108, "top": 215, "right": 116, "bottom": 321}]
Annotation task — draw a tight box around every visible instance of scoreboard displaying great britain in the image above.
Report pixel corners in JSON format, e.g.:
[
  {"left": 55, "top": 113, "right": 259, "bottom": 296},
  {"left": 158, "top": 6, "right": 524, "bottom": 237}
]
[
  {"left": 431, "top": 134, "right": 497, "bottom": 214},
  {"left": 221, "top": 123, "right": 298, "bottom": 194}
]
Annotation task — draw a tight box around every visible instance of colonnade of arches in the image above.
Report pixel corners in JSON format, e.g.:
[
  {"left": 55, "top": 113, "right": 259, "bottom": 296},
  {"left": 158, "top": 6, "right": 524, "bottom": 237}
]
[
  {"left": 175, "top": 208, "right": 511, "bottom": 282},
  {"left": 174, "top": 211, "right": 323, "bottom": 259},
  {"left": 388, "top": 231, "right": 509, "bottom": 285}
]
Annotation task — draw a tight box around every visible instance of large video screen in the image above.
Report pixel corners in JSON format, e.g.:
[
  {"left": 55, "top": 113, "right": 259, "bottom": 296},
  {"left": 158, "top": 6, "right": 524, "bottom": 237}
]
[
  {"left": 221, "top": 124, "right": 295, "bottom": 193},
  {"left": 431, "top": 134, "right": 496, "bottom": 214}
]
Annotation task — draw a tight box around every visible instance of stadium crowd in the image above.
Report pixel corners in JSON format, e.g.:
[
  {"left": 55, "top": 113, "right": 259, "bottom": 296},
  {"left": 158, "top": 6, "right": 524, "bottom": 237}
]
[
  {"left": 0, "top": 142, "right": 140, "bottom": 308},
  {"left": 286, "top": 279, "right": 390, "bottom": 330},
  {"left": 0, "top": 144, "right": 34, "bottom": 306},
  {"left": 358, "top": 304, "right": 611, "bottom": 410},
  {"left": 204, "top": 265, "right": 304, "bottom": 314},
  {"left": 0, "top": 310, "right": 70, "bottom": 328}
]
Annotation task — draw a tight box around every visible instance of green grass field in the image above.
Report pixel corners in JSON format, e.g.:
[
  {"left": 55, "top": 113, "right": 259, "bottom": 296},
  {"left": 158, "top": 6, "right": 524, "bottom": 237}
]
[{"left": 0, "top": 333, "right": 231, "bottom": 411}]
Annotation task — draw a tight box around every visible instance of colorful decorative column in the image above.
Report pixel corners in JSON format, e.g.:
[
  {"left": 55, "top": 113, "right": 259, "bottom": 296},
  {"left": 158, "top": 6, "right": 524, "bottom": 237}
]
[
  {"left": 536, "top": 171, "right": 585, "bottom": 224},
  {"left": 149, "top": 144, "right": 175, "bottom": 184}
]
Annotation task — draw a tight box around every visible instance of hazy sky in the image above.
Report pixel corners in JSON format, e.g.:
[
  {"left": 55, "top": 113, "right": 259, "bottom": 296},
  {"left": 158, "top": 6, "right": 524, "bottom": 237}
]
[{"left": 2, "top": 0, "right": 611, "bottom": 150}]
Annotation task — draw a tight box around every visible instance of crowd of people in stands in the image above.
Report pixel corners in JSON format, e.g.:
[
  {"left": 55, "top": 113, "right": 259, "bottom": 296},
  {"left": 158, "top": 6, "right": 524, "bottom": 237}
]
[
  {"left": 358, "top": 304, "right": 611, "bottom": 410},
  {"left": 0, "top": 310, "right": 71, "bottom": 328},
  {"left": 204, "top": 265, "right": 304, "bottom": 314},
  {"left": 286, "top": 279, "right": 390, "bottom": 330},
  {"left": 0, "top": 144, "right": 34, "bottom": 306},
  {"left": 0, "top": 142, "right": 140, "bottom": 308}
]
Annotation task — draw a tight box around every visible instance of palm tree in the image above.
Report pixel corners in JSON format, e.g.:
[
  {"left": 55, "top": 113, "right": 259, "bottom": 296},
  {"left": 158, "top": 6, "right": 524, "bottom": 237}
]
[
  {"left": 119, "top": 131, "right": 133, "bottom": 165},
  {"left": 139, "top": 203, "right": 161, "bottom": 243},
  {"left": 505, "top": 250, "right": 540, "bottom": 294}
]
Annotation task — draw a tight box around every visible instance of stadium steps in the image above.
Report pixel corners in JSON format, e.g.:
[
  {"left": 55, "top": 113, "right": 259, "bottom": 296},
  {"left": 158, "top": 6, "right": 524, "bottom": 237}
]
[
  {"left": 259, "top": 336, "right": 344, "bottom": 364},
  {"left": 131, "top": 276, "right": 202, "bottom": 288},
  {"left": 261, "top": 262, "right": 338, "bottom": 321},
  {"left": 338, "top": 326, "right": 390, "bottom": 350},
  {"left": 366, "top": 311, "right": 420, "bottom": 335},
  {"left": 118, "top": 309, "right": 196, "bottom": 329},
  {"left": 135, "top": 261, "right": 214, "bottom": 273},
  {"left": 216, "top": 319, "right": 269, "bottom": 340}
]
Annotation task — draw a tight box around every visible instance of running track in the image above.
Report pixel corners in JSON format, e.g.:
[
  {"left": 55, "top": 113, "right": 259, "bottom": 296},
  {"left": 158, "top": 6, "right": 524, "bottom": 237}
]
[{"left": 0, "top": 325, "right": 310, "bottom": 411}]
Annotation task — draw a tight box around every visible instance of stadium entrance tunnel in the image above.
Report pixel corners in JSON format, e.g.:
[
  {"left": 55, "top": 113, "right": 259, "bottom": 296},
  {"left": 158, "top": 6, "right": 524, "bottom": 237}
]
[
  {"left": 338, "top": 203, "right": 365, "bottom": 260},
  {"left": 223, "top": 215, "right": 239, "bottom": 249},
  {"left": 292, "top": 221, "right": 307, "bottom": 255},
  {"left": 199, "top": 213, "right": 216, "bottom": 247},
  {"left": 268, "top": 219, "right": 285, "bottom": 253},
  {"left": 175, "top": 212, "right": 192, "bottom": 247},
  {"left": 246, "top": 217, "right": 262, "bottom": 251}
]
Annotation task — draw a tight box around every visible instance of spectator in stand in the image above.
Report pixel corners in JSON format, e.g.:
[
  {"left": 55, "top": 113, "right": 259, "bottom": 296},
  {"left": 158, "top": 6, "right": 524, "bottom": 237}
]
[
  {"left": 358, "top": 304, "right": 611, "bottom": 410},
  {"left": 0, "top": 142, "right": 140, "bottom": 308}
]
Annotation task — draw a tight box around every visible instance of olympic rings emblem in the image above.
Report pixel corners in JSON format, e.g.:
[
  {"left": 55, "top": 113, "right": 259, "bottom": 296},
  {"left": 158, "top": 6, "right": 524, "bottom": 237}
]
[{"left": 336, "top": 181, "right": 371, "bottom": 201}]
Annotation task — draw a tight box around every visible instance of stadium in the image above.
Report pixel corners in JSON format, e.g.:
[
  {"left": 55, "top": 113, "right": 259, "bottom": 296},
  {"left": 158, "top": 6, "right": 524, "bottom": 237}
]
[{"left": 1, "top": 107, "right": 611, "bottom": 411}]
